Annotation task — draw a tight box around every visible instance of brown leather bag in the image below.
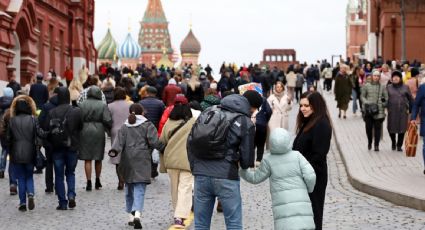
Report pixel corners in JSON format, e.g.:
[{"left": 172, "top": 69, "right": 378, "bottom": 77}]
[{"left": 405, "top": 123, "right": 418, "bottom": 157}]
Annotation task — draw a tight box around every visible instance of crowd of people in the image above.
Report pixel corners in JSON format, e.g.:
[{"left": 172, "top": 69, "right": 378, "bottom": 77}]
[{"left": 0, "top": 58, "right": 423, "bottom": 229}]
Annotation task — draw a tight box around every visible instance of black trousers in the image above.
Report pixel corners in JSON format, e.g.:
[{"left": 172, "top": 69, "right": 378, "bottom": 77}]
[
  {"left": 255, "top": 124, "right": 267, "bottom": 161},
  {"left": 364, "top": 116, "right": 384, "bottom": 146},
  {"left": 309, "top": 166, "right": 328, "bottom": 230},
  {"left": 295, "top": 87, "right": 303, "bottom": 102},
  {"left": 44, "top": 146, "right": 54, "bottom": 190},
  {"left": 324, "top": 79, "right": 332, "bottom": 91},
  {"left": 389, "top": 133, "right": 405, "bottom": 148}
]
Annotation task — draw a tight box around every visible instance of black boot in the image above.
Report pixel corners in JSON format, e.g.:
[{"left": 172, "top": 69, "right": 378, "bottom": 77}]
[
  {"left": 86, "top": 180, "right": 92, "bottom": 191},
  {"left": 95, "top": 178, "right": 102, "bottom": 190},
  {"left": 374, "top": 146, "right": 379, "bottom": 152},
  {"left": 368, "top": 143, "right": 372, "bottom": 150},
  {"left": 391, "top": 143, "right": 396, "bottom": 151},
  {"left": 397, "top": 146, "right": 403, "bottom": 152}
]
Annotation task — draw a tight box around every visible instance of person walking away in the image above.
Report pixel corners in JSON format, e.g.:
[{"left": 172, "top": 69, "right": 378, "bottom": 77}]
[
  {"left": 387, "top": 71, "right": 413, "bottom": 151},
  {"left": 6, "top": 95, "right": 47, "bottom": 211},
  {"left": 38, "top": 89, "right": 60, "bottom": 193},
  {"left": 0, "top": 87, "right": 17, "bottom": 194},
  {"left": 295, "top": 70, "right": 305, "bottom": 103},
  {"left": 109, "top": 103, "right": 164, "bottom": 229},
  {"left": 188, "top": 91, "right": 261, "bottom": 229},
  {"left": 45, "top": 87, "right": 83, "bottom": 210},
  {"left": 360, "top": 70, "right": 388, "bottom": 151},
  {"left": 240, "top": 128, "right": 316, "bottom": 230},
  {"left": 254, "top": 93, "right": 272, "bottom": 165},
  {"left": 286, "top": 68, "right": 297, "bottom": 101},
  {"left": 29, "top": 73, "right": 49, "bottom": 109},
  {"left": 186, "top": 75, "right": 204, "bottom": 103},
  {"left": 293, "top": 92, "right": 332, "bottom": 230},
  {"left": 108, "top": 87, "right": 132, "bottom": 190},
  {"left": 139, "top": 86, "right": 165, "bottom": 179},
  {"left": 78, "top": 86, "right": 112, "bottom": 191},
  {"left": 162, "top": 78, "right": 182, "bottom": 106},
  {"left": 334, "top": 65, "right": 353, "bottom": 119},
  {"left": 160, "top": 97, "right": 196, "bottom": 228}
]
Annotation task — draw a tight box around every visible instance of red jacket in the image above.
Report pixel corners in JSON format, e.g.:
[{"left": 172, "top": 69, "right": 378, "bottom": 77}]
[
  {"left": 162, "top": 84, "right": 182, "bottom": 106},
  {"left": 64, "top": 70, "right": 73, "bottom": 81},
  {"left": 158, "top": 105, "right": 174, "bottom": 137}
]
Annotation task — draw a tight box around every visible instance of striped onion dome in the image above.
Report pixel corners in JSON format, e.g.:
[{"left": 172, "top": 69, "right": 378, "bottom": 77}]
[
  {"left": 96, "top": 28, "right": 117, "bottom": 60},
  {"left": 117, "top": 33, "right": 142, "bottom": 59}
]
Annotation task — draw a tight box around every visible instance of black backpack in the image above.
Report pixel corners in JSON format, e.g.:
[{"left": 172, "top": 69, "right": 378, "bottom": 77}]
[
  {"left": 188, "top": 105, "right": 243, "bottom": 159},
  {"left": 49, "top": 107, "right": 72, "bottom": 148}
]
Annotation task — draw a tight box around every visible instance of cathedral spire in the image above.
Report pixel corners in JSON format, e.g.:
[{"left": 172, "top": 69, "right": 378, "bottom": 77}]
[{"left": 142, "top": 0, "right": 167, "bottom": 24}]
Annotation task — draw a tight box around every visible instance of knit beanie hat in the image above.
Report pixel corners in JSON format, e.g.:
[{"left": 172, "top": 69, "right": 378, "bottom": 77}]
[
  {"left": 392, "top": 70, "right": 403, "bottom": 79},
  {"left": 243, "top": 90, "right": 263, "bottom": 109},
  {"left": 168, "top": 78, "right": 177, "bottom": 85}
]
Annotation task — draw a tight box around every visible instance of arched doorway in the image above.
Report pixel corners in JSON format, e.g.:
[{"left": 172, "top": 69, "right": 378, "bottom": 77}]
[{"left": 15, "top": 17, "right": 37, "bottom": 85}]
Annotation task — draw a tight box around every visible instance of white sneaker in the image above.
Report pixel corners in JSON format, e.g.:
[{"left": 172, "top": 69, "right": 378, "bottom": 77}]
[
  {"left": 255, "top": 161, "right": 261, "bottom": 167},
  {"left": 128, "top": 214, "right": 135, "bottom": 226}
]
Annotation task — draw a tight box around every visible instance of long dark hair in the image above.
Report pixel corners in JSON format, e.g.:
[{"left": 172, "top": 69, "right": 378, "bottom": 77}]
[
  {"left": 128, "top": 103, "right": 144, "bottom": 125},
  {"left": 296, "top": 91, "right": 332, "bottom": 133},
  {"left": 169, "top": 104, "right": 192, "bottom": 121}
]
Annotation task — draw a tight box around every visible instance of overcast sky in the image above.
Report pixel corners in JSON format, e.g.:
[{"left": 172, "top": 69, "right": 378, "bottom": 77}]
[{"left": 94, "top": 0, "right": 348, "bottom": 71}]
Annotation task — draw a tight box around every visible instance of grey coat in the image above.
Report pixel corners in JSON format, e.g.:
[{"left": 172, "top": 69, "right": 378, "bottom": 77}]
[
  {"left": 360, "top": 82, "right": 389, "bottom": 120},
  {"left": 107, "top": 100, "right": 131, "bottom": 164},
  {"left": 112, "top": 116, "right": 164, "bottom": 184},
  {"left": 78, "top": 87, "right": 112, "bottom": 161},
  {"left": 386, "top": 84, "right": 413, "bottom": 134}
]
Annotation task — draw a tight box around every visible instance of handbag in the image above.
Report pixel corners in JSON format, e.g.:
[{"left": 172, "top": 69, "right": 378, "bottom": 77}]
[
  {"left": 34, "top": 146, "right": 47, "bottom": 170},
  {"left": 365, "top": 85, "right": 381, "bottom": 117},
  {"left": 405, "top": 123, "right": 418, "bottom": 157},
  {"left": 32, "top": 117, "right": 46, "bottom": 170}
]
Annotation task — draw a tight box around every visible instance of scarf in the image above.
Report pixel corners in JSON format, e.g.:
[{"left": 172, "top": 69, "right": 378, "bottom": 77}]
[{"left": 274, "top": 91, "right": 285, "bottom": 101}]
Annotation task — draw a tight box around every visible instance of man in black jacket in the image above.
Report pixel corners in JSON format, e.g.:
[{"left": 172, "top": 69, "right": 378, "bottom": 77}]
[
  {"left": 139, "top": 86, "right": 165, "bottom": 178},
  {"left": 29, "top": 73, "right": 49, "bottom": 109},
  {"left": 45, "top": 87, "right": 82, "bottom": 210},
  {"left": 38, "top": 92, "right": 59, "bottom": 193},
  {"left": 188, "top": 91, "right": 261, "bottom": 230}
]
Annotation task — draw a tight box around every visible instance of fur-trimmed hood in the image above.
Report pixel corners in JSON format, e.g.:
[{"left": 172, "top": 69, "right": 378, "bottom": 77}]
[{"left": 10, "top": 95, "right": 36, "bottom": 117}]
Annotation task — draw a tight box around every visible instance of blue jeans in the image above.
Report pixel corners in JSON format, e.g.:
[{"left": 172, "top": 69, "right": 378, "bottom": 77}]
[
  {"left": 194, "top": 176, "right": 242, "bottom": 230},
  {"left": 13, "top": 163, "right": 34, "bottom": 205},
  {"left": 53, "top": 148, "right": 78, "bottom": 207},
  {"left": 0, "top": 148, "right": 17, "bottom": 185},
  {"left": 352, "top": 89, "right": 358, "bottom": 113},
  {"left": 125, "top": 183, "right": 147, "bottom": 213}
]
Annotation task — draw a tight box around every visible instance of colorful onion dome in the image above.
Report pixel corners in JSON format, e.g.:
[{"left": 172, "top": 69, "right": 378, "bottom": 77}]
[
  {"left": 180, "top": 29, "right": 201, "bottom": 55},
  {"left": 117, "top": 33, "right": 142, "bottom": 59},
  {"left": 96, "top": 28, "right": 117, "bottom": 60}
]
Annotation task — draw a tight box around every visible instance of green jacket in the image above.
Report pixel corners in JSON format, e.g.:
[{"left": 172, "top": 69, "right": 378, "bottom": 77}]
[
  {"left": 240, "top": 128, "right": 316, "bottom": 230},
  {"left": 78, "top": 86, "right": 112, "bottom": 160},
  {"left": 360, "top": 82, "right": 389, "bottom": 120}
]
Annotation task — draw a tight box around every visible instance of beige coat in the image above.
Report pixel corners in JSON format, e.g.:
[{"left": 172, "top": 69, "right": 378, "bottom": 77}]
[
  {"left": 286, "top": 71, "right": 297, "bottom": 88},
  {"left": 267, "top": 94, "right": 292, "bottom": 131},
  {"left": 159, "top": 117, "right": 196, "bottom": 172}
]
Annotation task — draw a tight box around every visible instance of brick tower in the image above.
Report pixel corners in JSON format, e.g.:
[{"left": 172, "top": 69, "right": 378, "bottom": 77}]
[{"left": 138, "top": 0, "right": 173, "bottom": 65}]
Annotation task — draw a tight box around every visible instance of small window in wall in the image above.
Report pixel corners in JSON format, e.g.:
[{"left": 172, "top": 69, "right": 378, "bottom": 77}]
[
  {"left": 49, "top": 25, "right": 55, "bottom": 70},
  {"left": 288, "top": 56, "right": 293, "bottom": 61},
  {"left": 277, "top": 56, "right": 282, "bottom": 62},
  {"left": 265, "top": 56, "right": 270, "bottom": 62}
]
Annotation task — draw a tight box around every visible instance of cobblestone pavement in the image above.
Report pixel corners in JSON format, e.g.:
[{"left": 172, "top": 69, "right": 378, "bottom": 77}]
[{"left": 0, "top": 99, "right": 425, "bottom": 229}]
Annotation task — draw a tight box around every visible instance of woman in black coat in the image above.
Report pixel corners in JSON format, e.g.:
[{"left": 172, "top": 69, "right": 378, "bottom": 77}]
[{"left": 293, "top": 91, "right": 332, "bottom": 230}]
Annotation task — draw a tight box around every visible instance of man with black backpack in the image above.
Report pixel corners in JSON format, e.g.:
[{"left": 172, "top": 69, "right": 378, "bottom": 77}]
[
  {"left": 187, "top": 90, "right": 262, "bottom": 229},
  {"left": 45, "top": 87, "right": 82, "bottom": 210}
]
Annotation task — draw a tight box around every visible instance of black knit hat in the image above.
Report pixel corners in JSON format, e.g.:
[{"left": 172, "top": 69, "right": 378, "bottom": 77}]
[
  {"left": 391, "top": 70, "right": 403, "bottom": 79},
  {"left": 243, "top": 90, "right": 263, "bottom": 109}
]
